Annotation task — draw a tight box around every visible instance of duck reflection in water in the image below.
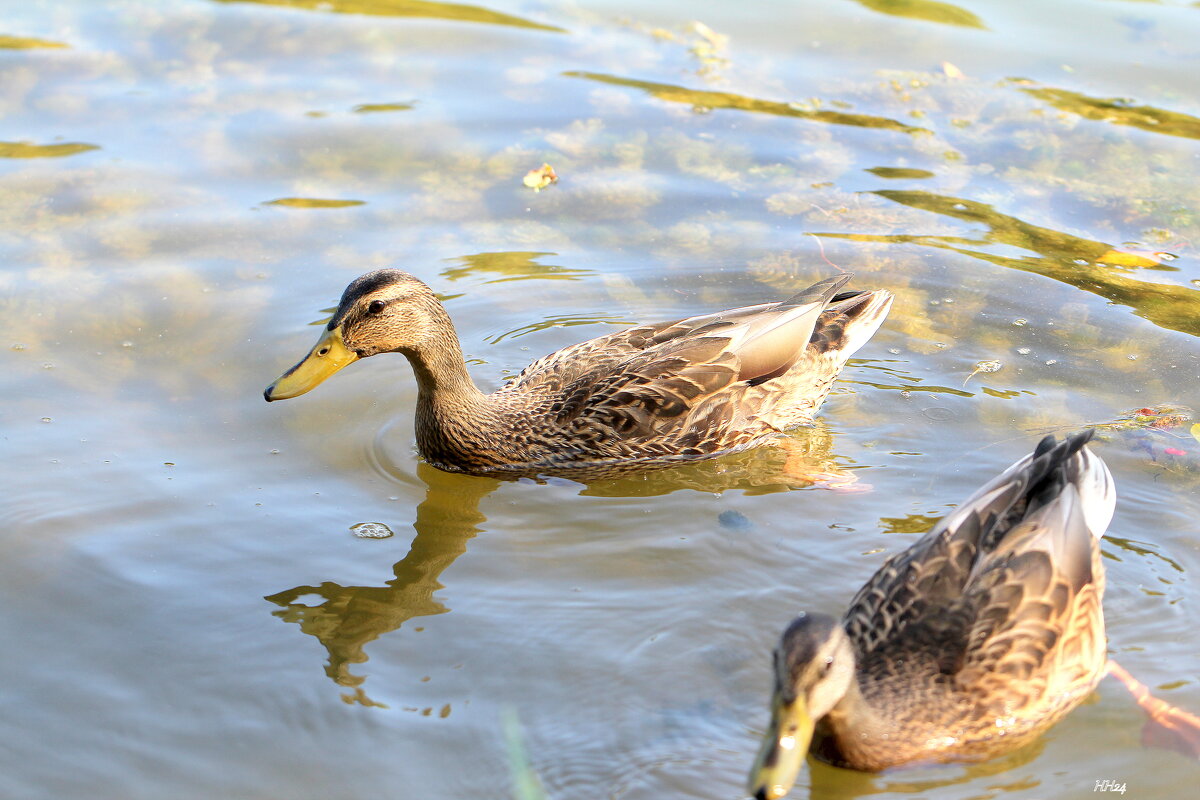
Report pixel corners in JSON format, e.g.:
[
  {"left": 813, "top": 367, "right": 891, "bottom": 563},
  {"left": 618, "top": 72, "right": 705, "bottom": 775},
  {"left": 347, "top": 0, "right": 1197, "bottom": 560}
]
[
  {"left": 265, "top": 463, "right": 499, "bottom": 707},
  {"left": 264, "top": 420, "right": 869, "bottom": 706}
]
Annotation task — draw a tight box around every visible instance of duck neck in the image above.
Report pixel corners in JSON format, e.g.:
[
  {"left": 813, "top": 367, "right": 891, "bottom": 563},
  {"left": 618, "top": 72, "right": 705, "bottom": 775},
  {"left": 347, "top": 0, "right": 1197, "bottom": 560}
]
[
  {"left": 403, "top": 315, "right": 487, "bottom": 413},
  {"left": 400, "top": 312, "right": 497, "bottom": 466},
  {"left": 815, "top": 675, "right": 891, "bottom": 769}
]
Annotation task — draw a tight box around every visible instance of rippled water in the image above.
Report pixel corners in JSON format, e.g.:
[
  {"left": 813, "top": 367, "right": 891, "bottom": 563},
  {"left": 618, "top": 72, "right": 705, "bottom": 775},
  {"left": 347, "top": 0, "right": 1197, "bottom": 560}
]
[{"left": 2, "top": 1, "right": 1199, "bottom": 798}]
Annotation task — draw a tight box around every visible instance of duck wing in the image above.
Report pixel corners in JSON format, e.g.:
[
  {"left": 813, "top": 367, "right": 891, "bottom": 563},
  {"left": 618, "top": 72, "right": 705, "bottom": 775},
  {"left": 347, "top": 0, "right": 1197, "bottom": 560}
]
[
  {"left": 506, "top": 276, "right": 855, "bottom": 441},
  {"left": 842, "top": 432, "right": 1115, "bottom": 684}
]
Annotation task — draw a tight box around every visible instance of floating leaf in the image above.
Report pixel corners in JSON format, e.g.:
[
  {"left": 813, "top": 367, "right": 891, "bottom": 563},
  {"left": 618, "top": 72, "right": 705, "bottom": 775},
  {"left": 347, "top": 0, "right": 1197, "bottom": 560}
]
[
  {"left": 1191, "top": 423, "right": 1200, "bottom": 444},
  {"left": 522, "top": 163, "right": 557, "bottom": 192},
  {"left": 963, "top": 359, "right": 1002, "bottom": 386}
]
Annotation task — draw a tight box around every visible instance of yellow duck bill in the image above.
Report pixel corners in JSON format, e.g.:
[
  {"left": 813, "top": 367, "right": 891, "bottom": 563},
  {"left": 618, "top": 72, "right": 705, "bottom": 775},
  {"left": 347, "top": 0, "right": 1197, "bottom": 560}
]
[
  {"left": 264, "top": 326, "right": 358, "bottom": 401},
  {"left": 748, "top": 695, "right": 814, "bottom": 800}
]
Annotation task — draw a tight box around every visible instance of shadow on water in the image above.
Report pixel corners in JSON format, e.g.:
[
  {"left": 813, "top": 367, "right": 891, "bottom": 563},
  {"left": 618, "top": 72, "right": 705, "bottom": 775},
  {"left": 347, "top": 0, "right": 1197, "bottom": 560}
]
[
  {"left": 212, "top": 0, "right": 566, "bottom": 32},
  {"left": 575, "top": 422, "right": 865, "bottom": 497},
  {"left": 813, "top": 189, "right": 1200, "bottom": 337},
  {"left": 850, "top": 0, "right": 985, "bottom": 30},
  {"left": 1021, "top": 83, "right": 1200, "bottom": 142},
  {"left": 562, "top": 72, "right": 928, "bottom": 135},
  {"left": 808, "top": 736, "right": 1046, "bottom": 800},
  {"left": 265, "top": 463, "right": 500, "bottom": 706},
  {"left": 440, "top": 251, "right": 593, "bottom": 284}
]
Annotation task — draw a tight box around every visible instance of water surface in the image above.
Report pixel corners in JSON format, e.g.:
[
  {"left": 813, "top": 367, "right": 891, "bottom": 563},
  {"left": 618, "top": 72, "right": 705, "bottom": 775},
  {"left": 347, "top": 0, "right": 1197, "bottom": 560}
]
[{"left": 2, "top": 1, "right": 1199, "bottom": 798}]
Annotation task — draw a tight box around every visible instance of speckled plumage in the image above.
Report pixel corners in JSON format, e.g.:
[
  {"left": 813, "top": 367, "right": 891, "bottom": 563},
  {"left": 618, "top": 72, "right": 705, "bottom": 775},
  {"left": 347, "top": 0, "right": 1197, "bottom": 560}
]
[
  {"left": 751, "top": 432, "right": 1116, "bottom": 796},
  {"left": 265, "top": 269, "right": 893, "bottom": 479}
]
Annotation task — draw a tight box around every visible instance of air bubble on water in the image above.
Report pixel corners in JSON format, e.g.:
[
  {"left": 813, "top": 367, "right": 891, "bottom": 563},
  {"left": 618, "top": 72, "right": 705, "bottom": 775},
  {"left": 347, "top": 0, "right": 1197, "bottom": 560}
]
[
  {"left": 1045, "top": 359, "right": 1058, "bottom": 365},
  {"left": 351, "top": 522, "right": 394, "bottom": 539},
  {"left": 1017, "top": 347, "right": 1031, "bottom": 355},
  {"left": 41, "top": 417, "right": 52, "bottom": 423},
  {"left": 11, "top": 343, "right": 25, "bottom": 351},
  {"left": 1012, "top": 318, "right": 1027, "bottom": 326},
  {"left": 888, "top": 348, "right": 901, "bottom": 355},
  {"left": 1127, "top": 354, "right": 1138, "bottom": 361}
]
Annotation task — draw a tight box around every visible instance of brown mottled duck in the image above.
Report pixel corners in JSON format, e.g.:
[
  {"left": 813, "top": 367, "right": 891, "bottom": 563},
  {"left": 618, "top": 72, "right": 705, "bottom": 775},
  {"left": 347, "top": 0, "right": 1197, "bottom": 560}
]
[
  {"left": 263, "top": 269, "right": 892, "bottom": 478},
  {"left": 750, "top": 431, "right": 1116, "bottom": 799}
]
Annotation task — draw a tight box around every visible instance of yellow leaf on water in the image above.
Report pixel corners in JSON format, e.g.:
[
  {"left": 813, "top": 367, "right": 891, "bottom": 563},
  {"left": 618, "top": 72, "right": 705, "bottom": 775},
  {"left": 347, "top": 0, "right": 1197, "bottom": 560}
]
[
  {"left": 522, "top": 163, "right": 558, "bottom": 191},
  {"left": 1191, "top": 423, "right": 1200, "bottom": 444}
]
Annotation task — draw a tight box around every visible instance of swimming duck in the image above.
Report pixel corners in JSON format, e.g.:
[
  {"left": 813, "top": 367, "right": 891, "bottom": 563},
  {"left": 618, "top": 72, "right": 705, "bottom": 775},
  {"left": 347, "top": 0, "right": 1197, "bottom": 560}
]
[
  {"left": 750, "top": 431, "right": 1115, "bottom": 799},
  {"left": 264, "top": 269, "right": 892, "bottom": 478}
]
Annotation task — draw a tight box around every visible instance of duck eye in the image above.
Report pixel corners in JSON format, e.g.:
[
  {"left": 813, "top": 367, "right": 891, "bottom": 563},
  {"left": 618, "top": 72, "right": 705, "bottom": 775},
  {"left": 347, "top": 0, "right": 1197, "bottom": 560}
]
[{"left": 367, "top": 299, "right": 386, "bottom": 314}]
